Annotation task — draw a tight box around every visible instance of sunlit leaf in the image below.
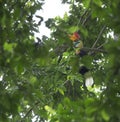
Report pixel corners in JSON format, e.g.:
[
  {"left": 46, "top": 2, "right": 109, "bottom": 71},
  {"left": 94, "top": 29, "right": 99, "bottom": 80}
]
[
  {"left": 4, "top": 42, "right": 16, "bottom": 53},
  {"left": 68, "top": 26, "right": 79, "bottom": 33},
  {"left": 44, "top": 105, "right": 56, "bottom": 115},
  {"left": 101, "top": 110, "right": 110, "bottom": 121},
  {"left": 93, "top": 0, "right": 102, "bottom": 7},
  {"left": 83, "top": 0, "right": 91, "bottom": 8}
]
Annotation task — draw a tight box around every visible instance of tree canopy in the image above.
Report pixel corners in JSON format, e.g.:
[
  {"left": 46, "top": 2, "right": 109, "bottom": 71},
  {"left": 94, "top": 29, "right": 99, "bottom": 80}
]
[{"left": 0, "top": 0, "right": 120, "bottom": 122}]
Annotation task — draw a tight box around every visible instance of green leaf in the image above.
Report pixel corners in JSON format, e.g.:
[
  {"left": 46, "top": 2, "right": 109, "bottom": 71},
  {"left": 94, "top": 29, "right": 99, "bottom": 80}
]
[
  {"left": 58, "top": 88, "right": 64, "bottom": 95},
  {"left": 101, "top": 110, "right": 110, "bottom": 121},
  {"left": 69, "top": 56, "right": 79, "bottom": 73},
  {"left": 81, "top": 55, "right": 93, "bottom": 68},
  {"left": 93, "top": 0, "right": 102, "bottom": 7},
  {"left": 15, "top": 64, "right": 25, "bottom": 75},
  {"left": 68, "top": 26, "right": 79, "bottom": 33},
  {"left": 30, "top": 76, "right": 37, "bottom": 84},
  {"left": 44, "top": 105, "right": 56, "bottom": 115},
  {"left": 4, "top": 42, "right": 16, "bottom": 53},
  {"left": 83, "top": 0, "right": 91, "bottom": 8},
  {"left": 79, "top": 26, "right": 88, "bottom": 37}
]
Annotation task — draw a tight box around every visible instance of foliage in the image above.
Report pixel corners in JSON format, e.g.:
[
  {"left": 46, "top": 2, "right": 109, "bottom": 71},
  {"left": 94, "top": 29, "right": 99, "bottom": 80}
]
[{"left": 0, "top": 0, "right": 120, "bottom": 122}]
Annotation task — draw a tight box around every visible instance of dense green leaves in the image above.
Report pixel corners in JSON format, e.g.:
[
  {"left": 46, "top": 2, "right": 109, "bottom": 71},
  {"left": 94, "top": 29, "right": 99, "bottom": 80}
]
[{"left": 0, "top": 0, "right": 120, "bottom": 121}]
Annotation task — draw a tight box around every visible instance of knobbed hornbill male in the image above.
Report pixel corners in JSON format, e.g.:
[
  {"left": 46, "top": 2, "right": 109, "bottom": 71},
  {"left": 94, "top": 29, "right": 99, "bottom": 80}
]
[{"left": 69, "top": 32, "right": 93, "bottom": 87}]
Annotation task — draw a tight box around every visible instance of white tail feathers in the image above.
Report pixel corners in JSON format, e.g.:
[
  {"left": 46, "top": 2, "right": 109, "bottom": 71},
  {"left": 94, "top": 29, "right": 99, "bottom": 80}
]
[{"left": 85, "top": 76, "right": 94, "bottom": 87}]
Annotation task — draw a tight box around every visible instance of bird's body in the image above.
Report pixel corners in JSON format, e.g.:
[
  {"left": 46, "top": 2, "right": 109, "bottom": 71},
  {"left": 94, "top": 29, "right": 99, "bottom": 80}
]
[{"left": 73, "top": 40, "right": 83, "bottom": 55}]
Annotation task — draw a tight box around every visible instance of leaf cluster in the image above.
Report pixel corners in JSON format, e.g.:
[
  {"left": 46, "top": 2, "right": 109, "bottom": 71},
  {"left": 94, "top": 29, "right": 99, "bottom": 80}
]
[{"left": 0, "top": 0, "right": 120, "bottom": 121}]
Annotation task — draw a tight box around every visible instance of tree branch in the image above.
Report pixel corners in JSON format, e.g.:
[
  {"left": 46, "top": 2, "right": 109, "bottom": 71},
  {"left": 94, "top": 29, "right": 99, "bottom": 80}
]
[
  {"left": 82, "top": 47, "right": 107, "bottom": 53},
  {"left": 21, "top": 101, "right": 40, "bottom": 121},
  {"left": 82, "top": 12, "right": 91, "bottom": 26},
  {"left": 97, "top": 42, "right": 107, "bottom": 49},
  {"left": 76, "top": 9, "right": 91, "bottom": 28},
  {"left": 91, "top": 25, "right": 106, "bottom": 48},
  {"left": 77, "top": 9, "right": 89, "bottom": 27}
]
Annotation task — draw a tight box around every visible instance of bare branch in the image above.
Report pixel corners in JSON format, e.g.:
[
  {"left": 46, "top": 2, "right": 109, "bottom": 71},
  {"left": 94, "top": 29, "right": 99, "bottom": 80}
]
[
  {"left": 97, "top": 42, "right": 107, "bottom": 49},
  {"left": 91, "top": 25, "right": 106, "bottom": 48},
  {"left": 83, "top": 47, "right": 107, "bottom": 53},
  {"left": 76, "top": 9, "right": 91, "bottom": 28},
  {"left": 82, "top": 12, "right": 91, "bottom": 26},
  {"left": 77, "top": 9, "right": 89, "bottom": 27}
]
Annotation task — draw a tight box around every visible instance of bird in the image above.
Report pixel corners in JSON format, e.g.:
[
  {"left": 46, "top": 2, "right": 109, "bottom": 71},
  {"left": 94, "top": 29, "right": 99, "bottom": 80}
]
[
  {"left": 69, "top": 32, "right": 93, "bottom": 87},
  {"left": 69, "top": 32, "right": 84, "bottom": 56}
]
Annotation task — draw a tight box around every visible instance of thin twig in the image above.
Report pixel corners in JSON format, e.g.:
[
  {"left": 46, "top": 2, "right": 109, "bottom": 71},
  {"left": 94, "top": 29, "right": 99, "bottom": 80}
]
[
  {"left": 77, "top": 9, "right": 88, "bottom": 27},
  {"left": 97, "top": 42, "right": 107, "bottom": 49},
  {"left": 77, "top": 9, "right": 89, "bottom": 27},
  {"left": 82, "top": 12, "right": 91, "bottom": 26},
  {"left": 82, "top": 47, "right": 107, "bottom": 53},
  {"left": 63, "top": 80, "right": 70, "bottom": 86},
  {"left": 91, "top": 25, "right": 106, "bottom": 49}
]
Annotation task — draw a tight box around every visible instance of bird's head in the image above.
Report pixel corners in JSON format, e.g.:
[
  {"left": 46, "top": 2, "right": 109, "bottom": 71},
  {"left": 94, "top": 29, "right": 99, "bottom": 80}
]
[{"left": 69, "top": 32, "right": 80, "bottom": 41}]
